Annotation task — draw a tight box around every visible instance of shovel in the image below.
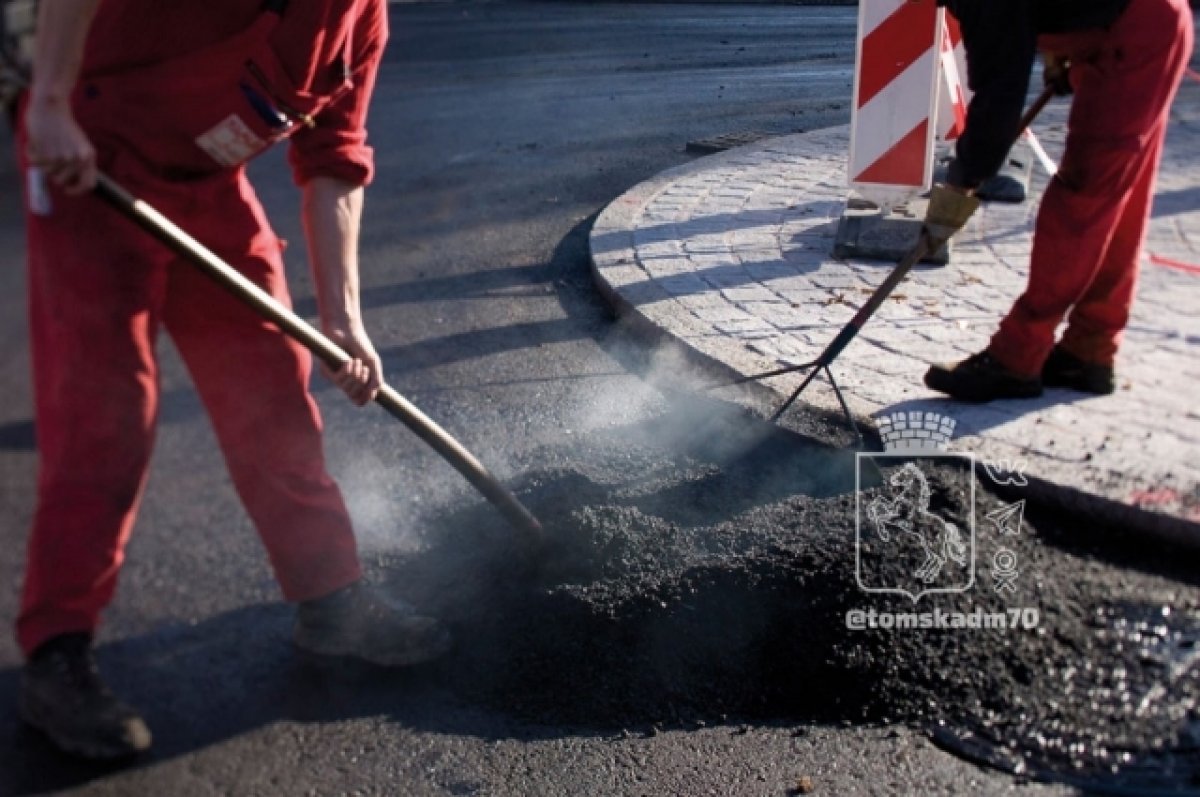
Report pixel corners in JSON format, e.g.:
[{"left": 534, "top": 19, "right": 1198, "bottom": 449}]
[{"left": 93, "top": 173, "right": 543, "bottom": 544}]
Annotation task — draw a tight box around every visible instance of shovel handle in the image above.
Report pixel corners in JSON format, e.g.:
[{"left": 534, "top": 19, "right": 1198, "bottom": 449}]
[
  {"left": 1018, "top": 85, "right": 1056, "bottom": 138},
  {"left": 93, "top": 173, "right": 543, "bottom": 542}
]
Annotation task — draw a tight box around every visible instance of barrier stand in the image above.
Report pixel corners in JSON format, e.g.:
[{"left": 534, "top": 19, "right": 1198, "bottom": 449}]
[{"left": 833, "top": 0, "right": 953, "bottom": 265}]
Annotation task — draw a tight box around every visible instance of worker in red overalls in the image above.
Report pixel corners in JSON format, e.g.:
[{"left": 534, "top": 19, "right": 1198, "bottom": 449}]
[
  {"left": 13, "top": 0, "right": 451, "bottom": 759},
  {"left": 924, "top": 0, "right": 1194, "bottom": 401}
]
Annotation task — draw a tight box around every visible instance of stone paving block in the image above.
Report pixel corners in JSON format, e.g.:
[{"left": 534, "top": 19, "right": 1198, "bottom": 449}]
[
  {"left": 776, "top": 287, "right": 836, "bottom": 304},
  {"left": 754, "top": 191, "right": 803, "bottom": 205},
  {"left": 639, "top": 255, "right": 695, "bottom": 277},
  {"left": 722, "top": 285, "right": 782, "bottom": 305},
  {"left": 657, "top": 274, "right": 710, "bottom": 297},
  {"left": 872, "top": 300, "right": 938, "bottom": 322},
  {"left": 690, "top": 304, "right": 762, "bottom": 324},
  {"left": 745, "top": 262, "right": 802, "bottom": 282},
  {"left": 732, "top": 247, "right": 784, "bottom": 264},
  {"left": 949, "top": 252, "right": 1006, "bottom": 269},
  {"left": 675, "top": 290, "right": 735, "bottom": 312},
  {"left": 634, "top": 223, "right": 680, "bottom": 241},
  {"left": 649, "top": 308, "right": 718, "bottom": 340},
  {"left": 715, "top": 320, "right": 777, "bottom": 339},
  {"left": 635, "top": 237, "right": 682, "bottom": 256},
  {"left": 851, "top": 378, "right": 929, "bottom": 408},
  {"left": 912, "top": 322, "right": 983, "bottom": 345},
  {"left": 686, "top": 235, "right": 729, "bottom": 250},
  {"left": 806, "top": 300, "right": 862, "bottom": 325},
  {"left": 780, "top": 327, "right": 841, "bottom": 351},
  {"left": 858, "top": 334, "right": 957, "bottom": 365},
  {"left": 847, "top": 347, "right": 932, "bottom": 379},
  {"left": 809, "top": 273, "right": 865, "bottom": 291},
  {"left": 731, "top": 209, "right": 785, "bottom": 226},
  {"left": 782, "top": 250, "right": 837, "bottom": 272},
  {"left": 883, "top": 279, "right": 948, "bottom": 300},
  {"left": 730, "top": 231, "right": 779, "bottom": 247},
  {"left": 701, "top": 271, "right": 756, "bottom": 293},
  {"left": 618, "top": 280, "right": 672, "bottom": 310},
  {"left": 747, "top": 336, "right": 812, "bottom": 364},
  {"left": 710, "top": 187, "right": 753, "bottom": 200},
  {"left": 640, "top": 213, "right": 684, "bottom": 228},
  {"left": 743, "top": 302, "right": 813, "bottom": 331},
  {"left": 785, "top": 244, "right": 837, "bottom": 262},
  {"left": 684, "top": 250, "right": 736, "bottom": 268},
  {"left": 736, "top": 253, "right": 787, "bottom": 271},
  {"left": 1025, "top": 426, "right": 1111, "bottom": 464}
]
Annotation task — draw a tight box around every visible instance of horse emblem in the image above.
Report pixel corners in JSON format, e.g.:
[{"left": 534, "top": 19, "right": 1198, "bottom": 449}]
[
  {"left": 856, "top": 444, "right": 976, "bottom": 602},
  {"left": 866, "top": 462, "right": 969, "bottom": 583}
]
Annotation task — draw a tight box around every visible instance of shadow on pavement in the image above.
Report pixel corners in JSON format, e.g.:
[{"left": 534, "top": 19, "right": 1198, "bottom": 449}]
[
  {"left": 291, "top": 263, "right": 549, "bottom": 319},
  {"left": 0, "top": 604, "right": 455, "bottom": 796},
  {"left": 1151, "top": 183, "right": 1200, "bottom": 218},
  {"left": 0, "top": 420, "right": 35, "bottom": 451}
]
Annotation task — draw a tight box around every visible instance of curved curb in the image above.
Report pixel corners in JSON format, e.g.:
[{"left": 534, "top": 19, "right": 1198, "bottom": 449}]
[{"left": 588, "top": 126, "right": 1200, "bottom": 553}]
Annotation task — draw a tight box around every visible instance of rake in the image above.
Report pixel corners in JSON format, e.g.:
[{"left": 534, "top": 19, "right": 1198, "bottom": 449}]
[{"left": 720, "top": 87, "right": 1055, "bottom": 436}]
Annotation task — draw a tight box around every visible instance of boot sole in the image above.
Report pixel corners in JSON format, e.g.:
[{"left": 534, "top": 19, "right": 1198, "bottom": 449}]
[
  {"left": 292, "top": 628, "right": 453, "bottom": 668},
  {"left": 924, "top": 369, "right": 1043, "bottom": 403},
  {"left": 1042, "top": 374, "right": 1116, "bottom": 395}
]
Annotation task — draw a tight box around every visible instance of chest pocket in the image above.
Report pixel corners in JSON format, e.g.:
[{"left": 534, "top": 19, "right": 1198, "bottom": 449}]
[{"left": 77, "top": 2, "right": 352, "bottom": 178}]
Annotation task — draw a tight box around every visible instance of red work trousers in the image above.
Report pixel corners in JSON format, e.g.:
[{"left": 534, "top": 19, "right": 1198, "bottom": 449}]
[
  {"left": 15, "top": 139, "right": 363, "bottom": 657},
  {"left": 988, "top": 0, "right": 1194, "bottom": 376}
]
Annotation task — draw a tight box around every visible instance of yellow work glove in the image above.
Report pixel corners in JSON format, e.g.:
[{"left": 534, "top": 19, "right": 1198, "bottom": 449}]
[
  {"left": 923, "top": 184, "right": 981, "bottom": 249},
  {"left": 1043, "top": 50, "right": 1072, "bottom": 96}
]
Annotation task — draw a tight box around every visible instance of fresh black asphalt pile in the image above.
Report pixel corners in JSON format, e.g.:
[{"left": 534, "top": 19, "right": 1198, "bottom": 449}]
[{"left": 382, "top": 394, "right": 1200, "bottom": 793}]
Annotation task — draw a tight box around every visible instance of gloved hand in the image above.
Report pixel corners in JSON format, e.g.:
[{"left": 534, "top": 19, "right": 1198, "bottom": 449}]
[
  {"left": 1042, "top": 51, "right": 1072, "bottom": 96},
  {"left": 923, "top": 184, "right": 981, "bottom": 249}
]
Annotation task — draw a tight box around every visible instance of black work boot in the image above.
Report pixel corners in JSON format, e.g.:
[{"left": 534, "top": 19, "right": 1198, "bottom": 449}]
[
  {"left": 294, "top": 581, "right": 452, "bottom": 667},
  {"left": 19, "top": 633, "right": 152, "bottom": 759},
  {"left": 924, "top": 351, "right": 1043, "bottom": 403},
  {"left": 1042, "top": 345, "right": 1116, "bottom": 395}
]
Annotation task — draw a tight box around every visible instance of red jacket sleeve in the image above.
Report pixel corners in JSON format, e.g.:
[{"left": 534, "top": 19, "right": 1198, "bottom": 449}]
[{"left": 287, "top": 0, "right": 387, "bottom": 187}]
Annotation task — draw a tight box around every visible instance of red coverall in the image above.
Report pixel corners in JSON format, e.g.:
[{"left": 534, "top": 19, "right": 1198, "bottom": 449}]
[
  {"left": 988, "top": 0, "right": 1194, "bottom": 376},
  {"left": 15, "top": 0, "right": 387, "bottom": 657}
]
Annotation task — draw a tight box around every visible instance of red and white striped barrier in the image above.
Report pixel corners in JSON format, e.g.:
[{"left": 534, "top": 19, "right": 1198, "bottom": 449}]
[
  {"left": 847, "top": 0, "right": 943, "bottom": 209},
  {"left": 936, "top": 11, "right": 969, "bottom": 142}
]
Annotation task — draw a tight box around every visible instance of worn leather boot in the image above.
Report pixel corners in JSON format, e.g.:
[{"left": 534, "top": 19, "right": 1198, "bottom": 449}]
[
  {"left": 19, "top": 633, "right": 152, "bottom": 759},
  {"left": 294, "top": 581, "right": 452, "bottom": 667},
  {"left": 924, "top": 351, "right": 1044, "bottom": 403},
  {"left": 1042, "top": 345, "right": 1116, "bottom": 395}
]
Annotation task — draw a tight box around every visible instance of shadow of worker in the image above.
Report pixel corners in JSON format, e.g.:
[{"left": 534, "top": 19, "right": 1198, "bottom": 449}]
[{"left": 0, "top": 604, "right": 455, "bottom": 796}]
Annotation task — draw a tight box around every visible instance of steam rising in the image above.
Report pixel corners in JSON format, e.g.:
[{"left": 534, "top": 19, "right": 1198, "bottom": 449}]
[{"left": 316, "top": 336, "right": 1198, "bottom": 791}]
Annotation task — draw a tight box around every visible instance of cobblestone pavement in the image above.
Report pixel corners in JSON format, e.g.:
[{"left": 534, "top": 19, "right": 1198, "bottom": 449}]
[{"left": 591, "top": 79, "right": 1200, "bottom": 540}]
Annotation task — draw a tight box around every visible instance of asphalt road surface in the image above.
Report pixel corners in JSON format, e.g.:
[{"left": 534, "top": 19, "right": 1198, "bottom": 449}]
[{"left": 0, "top": 3, "right": 1189, "bottom": 795}]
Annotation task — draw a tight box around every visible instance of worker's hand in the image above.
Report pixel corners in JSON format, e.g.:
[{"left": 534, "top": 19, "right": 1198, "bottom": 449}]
[
  {"left": 323, "top": 322, "right": 383, "bottom": 407},
  {"left": 23, "top": 96, "right": 97, "bottom": 194},
  {"left": 1042, "top": 51, "right": 1072, "bottom": 97},
  {"left": 922, "top": 183, "right": 980, "bottom": 249}
]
